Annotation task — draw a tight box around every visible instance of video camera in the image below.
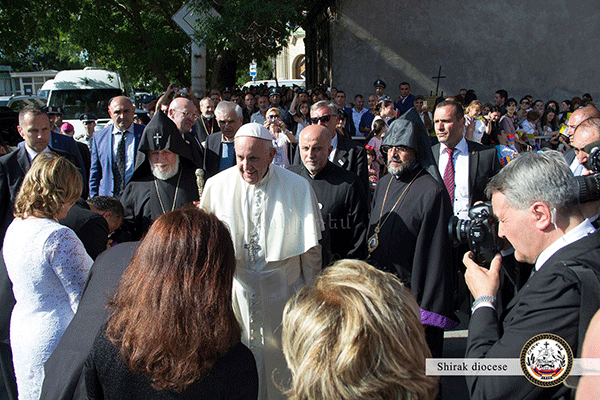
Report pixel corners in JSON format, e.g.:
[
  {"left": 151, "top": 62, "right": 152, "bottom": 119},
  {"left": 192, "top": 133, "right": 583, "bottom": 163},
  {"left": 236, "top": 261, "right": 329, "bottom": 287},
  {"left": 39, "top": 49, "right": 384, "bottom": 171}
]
[
  {"left": 448, "top": 202, "right": 502, "bottom": 267},
  {"left": 575, "top": 140, "right": 600, "bottom": 203}
]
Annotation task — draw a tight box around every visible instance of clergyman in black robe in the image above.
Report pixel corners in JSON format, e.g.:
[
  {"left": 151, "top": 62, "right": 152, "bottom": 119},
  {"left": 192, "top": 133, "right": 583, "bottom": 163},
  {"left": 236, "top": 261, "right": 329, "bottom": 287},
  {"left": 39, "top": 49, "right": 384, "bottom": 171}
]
[
  {"left": 120, "top": 110, "right": 201, "bottom": 240},
  {"left": 288, "top": 125, "right": 368, "bottom": 264},
  {"left": 367, "top": 107, "right": 457, "bottom": 357}
]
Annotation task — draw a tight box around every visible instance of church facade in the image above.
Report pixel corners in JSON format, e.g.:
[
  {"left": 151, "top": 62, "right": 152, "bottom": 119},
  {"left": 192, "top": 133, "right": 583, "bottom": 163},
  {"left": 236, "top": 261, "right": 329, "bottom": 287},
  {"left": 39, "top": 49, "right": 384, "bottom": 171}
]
[{"left": 305, "top": 0, "right": 600, "bottom": 102}]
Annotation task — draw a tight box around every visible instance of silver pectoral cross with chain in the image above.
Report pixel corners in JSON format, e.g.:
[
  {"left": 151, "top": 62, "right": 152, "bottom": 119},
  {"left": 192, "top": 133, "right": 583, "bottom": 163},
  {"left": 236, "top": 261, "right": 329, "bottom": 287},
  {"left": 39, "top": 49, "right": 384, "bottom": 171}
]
[{"left": 244, "top": 233, "right": 261, "bottom": 263}]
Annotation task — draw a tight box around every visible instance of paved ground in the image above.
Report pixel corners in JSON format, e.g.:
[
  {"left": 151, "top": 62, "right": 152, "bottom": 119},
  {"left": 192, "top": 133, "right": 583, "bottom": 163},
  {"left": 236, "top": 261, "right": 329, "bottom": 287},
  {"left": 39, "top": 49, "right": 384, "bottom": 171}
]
[{"left": 440, "top": 309, "right": 470, "bottom": 399}]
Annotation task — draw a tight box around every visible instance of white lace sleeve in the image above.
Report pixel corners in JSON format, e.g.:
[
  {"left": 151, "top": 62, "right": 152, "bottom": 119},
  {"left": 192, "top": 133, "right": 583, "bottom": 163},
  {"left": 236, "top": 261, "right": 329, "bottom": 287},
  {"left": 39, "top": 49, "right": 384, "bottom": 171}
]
[{"left": 44, "top": 227, "right": 93, "bottom": 313}]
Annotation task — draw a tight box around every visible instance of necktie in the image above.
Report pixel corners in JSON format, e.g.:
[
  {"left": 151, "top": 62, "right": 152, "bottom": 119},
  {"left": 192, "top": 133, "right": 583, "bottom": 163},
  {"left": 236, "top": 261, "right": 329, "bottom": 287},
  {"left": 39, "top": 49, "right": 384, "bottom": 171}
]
[
  {"left": 114, "top": 131, "right": 127, "bottom": 197},
  {"left": 443, "top": 147, "right": 455, "bottom": 203}
]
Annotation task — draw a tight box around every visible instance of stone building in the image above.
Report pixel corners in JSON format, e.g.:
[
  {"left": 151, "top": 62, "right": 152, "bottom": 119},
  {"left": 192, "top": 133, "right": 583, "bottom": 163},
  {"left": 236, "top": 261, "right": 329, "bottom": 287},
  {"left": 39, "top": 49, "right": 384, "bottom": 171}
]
[{"left": 305, "top": 0, "right": 599, "bottom": 102}]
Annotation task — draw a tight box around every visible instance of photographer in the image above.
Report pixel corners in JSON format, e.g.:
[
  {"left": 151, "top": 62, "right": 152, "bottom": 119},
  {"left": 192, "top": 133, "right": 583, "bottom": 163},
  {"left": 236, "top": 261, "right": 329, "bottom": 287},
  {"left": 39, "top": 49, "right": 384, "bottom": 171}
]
[
  {"left": 463, "top": 151, "right": 600, "bottom": 400},
  {"left": 571, "top": 118, "right": 600, "bottom": 224}
]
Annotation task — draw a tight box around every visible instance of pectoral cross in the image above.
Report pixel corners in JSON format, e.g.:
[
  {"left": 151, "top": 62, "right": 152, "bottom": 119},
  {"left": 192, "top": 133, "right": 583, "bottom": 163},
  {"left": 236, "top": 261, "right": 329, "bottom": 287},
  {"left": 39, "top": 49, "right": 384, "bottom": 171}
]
[
  {"left": 244, "top": 234, "right": 261, "bottom": 263},
  {"left": 153, "top": 131, "right": 162, "bottom": 147}
]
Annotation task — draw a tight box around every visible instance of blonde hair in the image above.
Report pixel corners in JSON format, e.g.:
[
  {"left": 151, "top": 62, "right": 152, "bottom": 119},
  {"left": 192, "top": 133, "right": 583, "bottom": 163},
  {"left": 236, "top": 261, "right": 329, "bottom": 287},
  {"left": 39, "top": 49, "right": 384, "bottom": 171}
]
[
  {"left": 266, "top": 107, "right": 282, "bottom": 117},
  {"left": 465, "top": 100, "right": 482, "bottom": 115},
  {"left": 282, "top": 259, "right": 438, "bottom": 400},
  {"left": 14, "top": 152, "right": 82, "bottom": 219}
]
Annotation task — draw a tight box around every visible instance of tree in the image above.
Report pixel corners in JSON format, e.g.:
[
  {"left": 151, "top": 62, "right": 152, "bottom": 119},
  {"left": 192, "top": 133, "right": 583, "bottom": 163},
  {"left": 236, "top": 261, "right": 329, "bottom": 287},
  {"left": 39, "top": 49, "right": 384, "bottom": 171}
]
[
  {"left": 192, "top": 0, "right": 313, "bottom": 89},
  {"left": 0, "top": 0, "right": 313, "bottom": 92}
]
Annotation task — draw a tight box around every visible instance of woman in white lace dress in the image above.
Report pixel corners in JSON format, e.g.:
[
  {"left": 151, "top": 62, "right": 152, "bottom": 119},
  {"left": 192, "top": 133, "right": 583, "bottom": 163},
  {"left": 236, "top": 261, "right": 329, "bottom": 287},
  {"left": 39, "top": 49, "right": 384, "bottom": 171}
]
[{"left": 2, "top": 153, "right": 92, "bottom": 400}]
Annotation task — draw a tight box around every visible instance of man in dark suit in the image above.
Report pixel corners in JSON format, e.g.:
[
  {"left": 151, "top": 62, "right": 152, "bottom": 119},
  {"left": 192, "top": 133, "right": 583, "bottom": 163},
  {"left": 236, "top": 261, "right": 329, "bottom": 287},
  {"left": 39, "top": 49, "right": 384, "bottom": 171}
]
[
  {"left": 563, "top": 104, "right": 600, "bottom": 176},
  {"left": 204, "top": 101, "right": 243, "bottom": 179},
  {"left": 0, "top": 106, "right": 83, "bottom": 400},
  {"left": 89, "top": 96, "right": 144, "bottom": 198},
  {"left": 463, "top": 151, "right": 600, "bottom": 400},
  {"left": 40, "top": 242, "right": 139, "bottom": 400},
  {"left": 301, "top": 101, "right": 368, "bottom": 194},
  {"left": 432, "top": 99, "right": 501, "bottom": 314},
  {"left": 288, "top": 125, "right": 368, "bottom": 264},
  {"left": 432, "top": 100, "right": 500, "bottom": 218},
  {"left": 59, "top": 198, "right": 109, "bottom": 260}
]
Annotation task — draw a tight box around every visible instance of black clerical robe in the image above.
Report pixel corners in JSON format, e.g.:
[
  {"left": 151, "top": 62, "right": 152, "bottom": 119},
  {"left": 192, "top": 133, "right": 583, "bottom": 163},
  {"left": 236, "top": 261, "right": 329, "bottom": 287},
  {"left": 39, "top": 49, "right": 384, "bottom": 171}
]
[
  {"left": 288, "top": 161, "right": 368, "bottom": 262},
  {"left": 368, "top": 167, "right": 456, "bottom": 331},
  {"left": 120, "top": 166, "right": 200, "bottom": 240}
]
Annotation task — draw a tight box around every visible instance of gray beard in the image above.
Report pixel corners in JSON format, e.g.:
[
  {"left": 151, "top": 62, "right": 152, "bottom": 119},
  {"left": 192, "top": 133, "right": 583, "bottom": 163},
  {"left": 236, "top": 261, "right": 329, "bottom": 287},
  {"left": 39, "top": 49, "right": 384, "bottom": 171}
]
[
  {"left": 387, "top": 158, "right": 417, "bottom": 178},
  {"left": 151, "top": 156, "right": 180, "bottom": 180}
]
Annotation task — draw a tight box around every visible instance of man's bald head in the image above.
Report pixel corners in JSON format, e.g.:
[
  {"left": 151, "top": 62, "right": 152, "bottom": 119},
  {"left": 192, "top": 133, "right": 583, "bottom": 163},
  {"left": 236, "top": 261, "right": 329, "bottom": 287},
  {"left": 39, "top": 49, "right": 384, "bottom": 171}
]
[
  {"left": 566, "top": 105, "right": 600, "bottom": 138},
  {"left": 299, "top": 125, "right": 333, "bottom": 175},
  {"left": 108, "top": 96, "right": 134, "bottom": 131},
  {"left": 572, "top": 117, "right": 600, "bottom": 166},
  {"left": 168, "top": 97, "right": 199, "bottom": 133}
]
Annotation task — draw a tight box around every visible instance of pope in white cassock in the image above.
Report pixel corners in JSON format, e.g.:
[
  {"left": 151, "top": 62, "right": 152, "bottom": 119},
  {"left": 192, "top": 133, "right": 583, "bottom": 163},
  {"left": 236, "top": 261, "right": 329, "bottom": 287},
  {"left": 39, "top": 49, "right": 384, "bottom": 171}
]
[{"left": 199, "top": 123, "right": 323, "bottom": 400}]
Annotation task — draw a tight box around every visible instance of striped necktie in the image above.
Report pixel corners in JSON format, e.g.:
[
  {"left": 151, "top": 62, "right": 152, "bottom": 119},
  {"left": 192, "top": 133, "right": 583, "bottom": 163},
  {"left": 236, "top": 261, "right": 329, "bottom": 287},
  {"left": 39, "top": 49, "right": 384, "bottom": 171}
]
[
  {"left": 114, "top": 131, "right": 127, "bottom": 197},
  {"left": 443, "top": 147, "right": 455, "bottom": 203}
]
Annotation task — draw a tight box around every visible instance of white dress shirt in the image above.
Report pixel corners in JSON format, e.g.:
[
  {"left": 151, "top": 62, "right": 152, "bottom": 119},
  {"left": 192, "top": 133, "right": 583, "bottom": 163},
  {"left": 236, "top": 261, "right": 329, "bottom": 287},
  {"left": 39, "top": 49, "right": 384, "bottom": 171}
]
[{"left": 438, "top": 137, "right": 470, "bottom": 219}]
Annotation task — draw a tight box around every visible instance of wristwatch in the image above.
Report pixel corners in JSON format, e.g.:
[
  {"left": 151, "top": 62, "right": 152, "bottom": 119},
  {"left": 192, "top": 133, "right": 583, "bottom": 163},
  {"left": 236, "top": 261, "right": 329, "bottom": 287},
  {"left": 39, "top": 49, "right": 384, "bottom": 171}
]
[{"left": 471, "top": 295, "right": 496, "bottom": 313}]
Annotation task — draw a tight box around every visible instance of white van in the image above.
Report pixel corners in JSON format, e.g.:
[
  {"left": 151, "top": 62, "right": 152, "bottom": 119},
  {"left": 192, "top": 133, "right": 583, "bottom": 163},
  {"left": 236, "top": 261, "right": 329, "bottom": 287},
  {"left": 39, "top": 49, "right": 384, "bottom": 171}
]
[
  {"left": 46, "top": 68, "right": 126, "bottom": 135},
  {"left": 242, "top": 79, "right": 305, "bottom": 89},
  {"left": 38, "top": 79, "right": 53, "bottom": 99}
]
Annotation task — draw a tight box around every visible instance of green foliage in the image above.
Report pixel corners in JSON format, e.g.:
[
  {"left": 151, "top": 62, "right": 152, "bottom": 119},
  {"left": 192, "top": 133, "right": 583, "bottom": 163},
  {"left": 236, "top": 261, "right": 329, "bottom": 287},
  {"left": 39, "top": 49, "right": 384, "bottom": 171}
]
[
  {"left": 193, "top": 0, "right": 309, "bottom": 66},
  {"left": 67, "top": 0, "right": 191, "bottom": 89},
  {"left": 0, "top": 0, "right": 313, "bottom": 89},
  {"left": 236, "top": 58, "right": 274, "bottom": 87}
]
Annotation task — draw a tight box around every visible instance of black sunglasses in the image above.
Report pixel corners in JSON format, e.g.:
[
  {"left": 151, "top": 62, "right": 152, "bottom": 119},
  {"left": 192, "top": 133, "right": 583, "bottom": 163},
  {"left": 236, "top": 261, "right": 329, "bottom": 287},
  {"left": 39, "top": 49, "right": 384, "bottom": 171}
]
[{"left": 310, "top": 114, "right": 335, "bottom": 124}]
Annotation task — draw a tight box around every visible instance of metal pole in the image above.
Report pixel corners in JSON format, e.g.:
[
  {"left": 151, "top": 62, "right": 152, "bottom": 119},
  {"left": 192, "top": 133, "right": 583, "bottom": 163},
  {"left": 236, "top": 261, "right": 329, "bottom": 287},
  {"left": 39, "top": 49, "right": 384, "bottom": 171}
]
[{"left": 191, "top": 41, "right": 206, "bottom": 97}]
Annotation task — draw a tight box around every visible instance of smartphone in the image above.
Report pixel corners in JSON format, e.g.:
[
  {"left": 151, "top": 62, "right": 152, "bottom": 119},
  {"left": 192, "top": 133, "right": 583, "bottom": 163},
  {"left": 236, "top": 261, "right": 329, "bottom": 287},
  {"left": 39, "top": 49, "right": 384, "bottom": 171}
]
[{"left": 423, "top": 100, "right": 428, "bottom": 108}]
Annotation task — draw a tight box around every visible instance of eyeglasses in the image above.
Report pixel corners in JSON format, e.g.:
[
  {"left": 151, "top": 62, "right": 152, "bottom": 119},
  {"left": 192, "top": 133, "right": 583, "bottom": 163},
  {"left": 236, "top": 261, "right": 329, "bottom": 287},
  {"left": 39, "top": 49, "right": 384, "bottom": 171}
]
[
  {"left": 381, "top": 145, "right": 411, "bottom": 154},
  {"left": 310, "top": 114, "right": 335, "bottom": 124},
  {"left": 267, "top": 115, "right": 279, "bottom": 120},
  {"left": 175, "top": 109, "right": 199, "bottom": 120}
]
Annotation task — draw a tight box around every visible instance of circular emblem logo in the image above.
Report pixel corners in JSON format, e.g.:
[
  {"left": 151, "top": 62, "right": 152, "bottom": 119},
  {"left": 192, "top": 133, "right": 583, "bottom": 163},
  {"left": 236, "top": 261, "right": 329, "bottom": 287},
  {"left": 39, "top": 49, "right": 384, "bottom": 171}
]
[{"left": 520, "top": 333, "right": 573, "bottom": 387}]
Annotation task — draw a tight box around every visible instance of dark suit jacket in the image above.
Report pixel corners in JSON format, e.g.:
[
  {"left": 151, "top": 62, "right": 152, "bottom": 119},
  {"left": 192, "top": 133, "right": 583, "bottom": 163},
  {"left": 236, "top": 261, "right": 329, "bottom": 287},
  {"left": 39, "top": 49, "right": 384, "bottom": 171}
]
[
  {"left": 75, "top": 141, "right": 91, "bottom": 178},
  {"left": 0, "top": 146, "right": 80, "bottom": 243},
  {"left": 51, "top": 131, "right": 85, "bottom": 175},
  {"left": 204, "top": 132, "right": 236, "bottom": 179},
  {"left": 89, "top": 123, "right": 144, "bottom": 197},
  {"left": 332, "top": 135, "right": 369, "bottom": 195},
  {"left": 40, "top": 242, "right": 139, "bottom": 400},
  {"left": 59, "top": 198, "right": 109, "bottom": 260},
  {"left": 564, "top": 148, "right": 576, "bottom": 165},
  {"left": 432, "top": 140, "right": 501, "bottom": 206},
  {"left": 195, "top": 117, "right": 219, "bottom": 143},
  {"left": 466, "top": 229, "right": 600, "bottom": 400}
]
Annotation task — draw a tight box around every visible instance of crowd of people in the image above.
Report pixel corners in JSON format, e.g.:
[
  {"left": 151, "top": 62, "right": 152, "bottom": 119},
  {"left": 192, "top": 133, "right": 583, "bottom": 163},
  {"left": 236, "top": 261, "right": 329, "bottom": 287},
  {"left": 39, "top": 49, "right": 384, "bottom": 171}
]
[{"left": 0, "top": 77, "right": 600, "bottom": 400}]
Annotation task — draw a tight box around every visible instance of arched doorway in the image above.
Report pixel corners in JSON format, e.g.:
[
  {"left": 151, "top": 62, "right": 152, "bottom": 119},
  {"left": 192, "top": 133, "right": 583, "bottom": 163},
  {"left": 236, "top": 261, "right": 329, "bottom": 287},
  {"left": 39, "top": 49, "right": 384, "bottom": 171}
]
[{"left": 292, "top": 55, "right": 305, "bottom": 79}]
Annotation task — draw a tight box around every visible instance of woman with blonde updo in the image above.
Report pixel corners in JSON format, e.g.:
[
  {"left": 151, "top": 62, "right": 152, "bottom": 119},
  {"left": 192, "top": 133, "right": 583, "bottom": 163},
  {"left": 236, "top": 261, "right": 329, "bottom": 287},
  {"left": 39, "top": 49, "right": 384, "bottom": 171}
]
[
  {"left": 2, "top": 152, "right": 91, "bottom": 400},
  {"left": 264, "top": 107, "right": 296, "bottom": 168},
  {"left": 282, "top": 259, "right": 438, "bottom": 400}
]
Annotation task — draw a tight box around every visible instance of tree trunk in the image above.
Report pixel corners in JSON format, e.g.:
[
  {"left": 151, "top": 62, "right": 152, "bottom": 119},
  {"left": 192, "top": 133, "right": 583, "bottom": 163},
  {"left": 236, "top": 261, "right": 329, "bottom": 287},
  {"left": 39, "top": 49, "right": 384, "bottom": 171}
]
[{"left": 209, "top": 49, "right": 238, "bottom": 91}]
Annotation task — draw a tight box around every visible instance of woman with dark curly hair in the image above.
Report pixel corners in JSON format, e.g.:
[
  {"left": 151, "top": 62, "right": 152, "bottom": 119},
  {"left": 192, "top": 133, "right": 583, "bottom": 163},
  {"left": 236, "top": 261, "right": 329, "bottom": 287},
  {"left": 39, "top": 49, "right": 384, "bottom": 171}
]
[{"left": 84, "top": 208, "right": 258, "bottom": 399}]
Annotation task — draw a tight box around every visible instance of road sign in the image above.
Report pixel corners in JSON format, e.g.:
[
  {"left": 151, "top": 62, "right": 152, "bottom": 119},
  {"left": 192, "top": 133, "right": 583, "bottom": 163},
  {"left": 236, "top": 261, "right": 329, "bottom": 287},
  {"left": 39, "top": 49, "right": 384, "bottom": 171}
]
[
  {"left": 172, "top": 3, "right": 220, "bottom": 43},
  {"left": 249, "top": 62, "right": 257, "bottom": 77}
]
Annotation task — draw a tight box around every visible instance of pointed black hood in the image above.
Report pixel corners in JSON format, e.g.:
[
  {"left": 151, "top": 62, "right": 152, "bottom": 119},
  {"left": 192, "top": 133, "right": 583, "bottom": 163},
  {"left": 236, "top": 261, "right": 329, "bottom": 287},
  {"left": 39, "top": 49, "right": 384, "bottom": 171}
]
[
  {"left": 138, "top": 110, "right": 195, "bottom": 164},
  {"left": 381, "top": 107, "right": 442, "bottom": 183}
]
